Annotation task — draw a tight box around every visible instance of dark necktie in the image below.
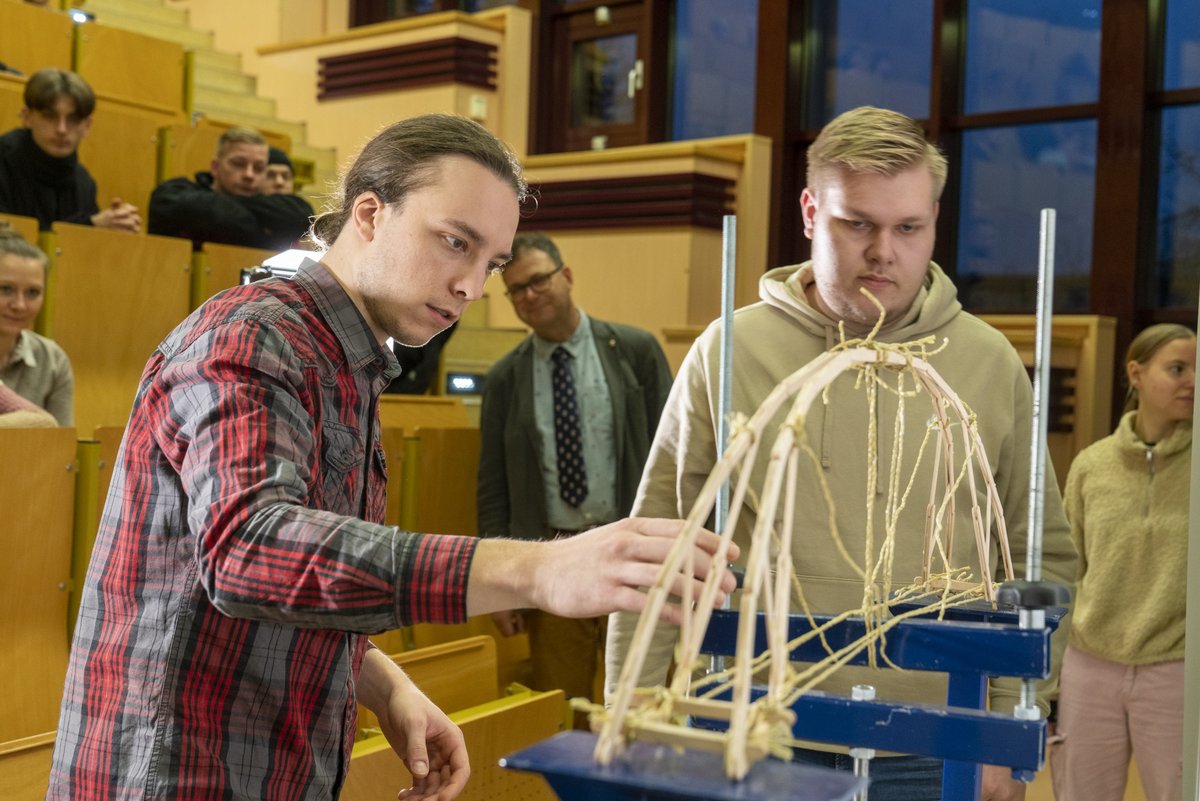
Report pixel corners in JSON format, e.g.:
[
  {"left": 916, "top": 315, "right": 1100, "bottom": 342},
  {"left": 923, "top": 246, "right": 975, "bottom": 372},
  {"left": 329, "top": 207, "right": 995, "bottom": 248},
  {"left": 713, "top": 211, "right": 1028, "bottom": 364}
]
[{"left": 552, "top": 346, "right": 588, "bottom": 506}]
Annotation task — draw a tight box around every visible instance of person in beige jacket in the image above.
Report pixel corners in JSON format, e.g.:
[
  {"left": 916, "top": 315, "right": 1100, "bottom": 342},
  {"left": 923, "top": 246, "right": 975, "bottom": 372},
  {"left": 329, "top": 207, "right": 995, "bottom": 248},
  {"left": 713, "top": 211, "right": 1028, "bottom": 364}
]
[
  {"left": 1053, "top": 323, "right": 1194, "bottom": 801},
  {"left": 605, "top": 106, "right": 1078, "bottom": 801}
]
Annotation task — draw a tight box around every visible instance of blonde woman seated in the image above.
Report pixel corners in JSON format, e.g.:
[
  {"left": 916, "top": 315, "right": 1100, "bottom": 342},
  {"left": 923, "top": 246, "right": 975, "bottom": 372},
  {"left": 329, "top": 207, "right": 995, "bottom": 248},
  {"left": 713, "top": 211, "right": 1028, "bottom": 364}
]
[
  {"left": 0, "top": 223, "right": 72, "bottom": 425},
  {"left": 1054, "top": 323, "right": 1195, "bottom": 801}
]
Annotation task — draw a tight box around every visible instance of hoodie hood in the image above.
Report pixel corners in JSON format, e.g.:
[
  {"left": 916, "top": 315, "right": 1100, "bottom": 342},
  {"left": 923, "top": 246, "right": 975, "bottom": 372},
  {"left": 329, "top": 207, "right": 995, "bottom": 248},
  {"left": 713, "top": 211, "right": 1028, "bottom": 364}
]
[{"left": 759, "top": 261, "right": 964, "bottom": 345}]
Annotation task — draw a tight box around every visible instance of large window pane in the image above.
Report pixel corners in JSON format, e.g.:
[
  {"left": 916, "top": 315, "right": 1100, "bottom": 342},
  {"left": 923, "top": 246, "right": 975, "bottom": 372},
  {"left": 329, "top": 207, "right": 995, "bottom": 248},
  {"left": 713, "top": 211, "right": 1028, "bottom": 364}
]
[
  {"left": 956, "top": 121, "right": 1096, "bottom": 312},
  {"left": 570, "top": 34, "right": 638, "bottom": 128},
  {"left": 671, "top": 0, "right": 758, "bottom": 139},
  {"left": 804, "top": 0, "right": 931, "bottom": 127},
  {"left": 963, "top": 1, "right": 1100, "bottom": 115},
  {"left": 1165, "top": 0, "right": 1200, "bottom": 90},
  {"left": 1155, "top": 105, "right": 1200, "bottom": 308}
]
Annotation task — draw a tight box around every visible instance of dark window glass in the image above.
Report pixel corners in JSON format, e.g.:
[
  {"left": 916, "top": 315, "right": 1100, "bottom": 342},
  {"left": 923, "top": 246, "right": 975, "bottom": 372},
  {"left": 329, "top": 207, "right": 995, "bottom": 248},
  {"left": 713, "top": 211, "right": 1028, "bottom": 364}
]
[
  {"left": 963, "top": 0, "right": 1100, "bottom": 115},
  {"left": 570, "top": 34, "right": 638, "bottom": 128},
  {"left": 804, "top": 0, "right": 931, "bottom": 128},
  {"left": 1164, "top": 0, "right": 1200, "bottom": 90},
  {"left": 956, "top": 120, "right": 1097, "bottom": 312},
  {"left": 463, "top": 0, "right": 517, "bottom": 9},
  {"left": 671, "top": 0, "right": 758, "bottom": 139},
  {"left": 1154, "top": 105, "right": 1200, "bottom": 308}
]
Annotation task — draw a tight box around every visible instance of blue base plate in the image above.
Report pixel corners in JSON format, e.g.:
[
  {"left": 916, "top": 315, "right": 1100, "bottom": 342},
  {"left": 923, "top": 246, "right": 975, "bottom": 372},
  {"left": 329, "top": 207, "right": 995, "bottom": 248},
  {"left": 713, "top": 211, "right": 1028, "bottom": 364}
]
[{"left": 501, "top": 730, "right": 867, "bottom": 801}]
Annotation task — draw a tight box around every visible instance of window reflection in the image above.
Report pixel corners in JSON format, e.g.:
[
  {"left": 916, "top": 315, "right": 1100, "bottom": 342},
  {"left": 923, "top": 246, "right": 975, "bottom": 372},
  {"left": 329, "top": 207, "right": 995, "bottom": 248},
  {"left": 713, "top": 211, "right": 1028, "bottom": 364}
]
[
  {"left": 963, "top": 0, "right": 1100, "bottom": 115},
  {"left": 571, "top": 34, "right": 637, "bottom": 128},
  {"left": 956, "top": 121, "right": 1097, "bottom": 312},
  {"left": 804, "top": 0, "right": 931, "bottom": 127},
  {"left": 1155, "top": 105, "right": 1200, "bottom": 308},
  {"left": 672, "top": 0, "right": 758, "bottom": 139},
  {"left": 1165, "top": 0, "right": 1200, "bottom": 90}
]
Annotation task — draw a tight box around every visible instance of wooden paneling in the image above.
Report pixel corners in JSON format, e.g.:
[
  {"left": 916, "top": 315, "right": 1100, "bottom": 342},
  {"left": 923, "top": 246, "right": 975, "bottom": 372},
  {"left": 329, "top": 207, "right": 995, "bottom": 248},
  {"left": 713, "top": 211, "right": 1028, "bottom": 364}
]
[
  {"left": 40, "top": 224, "right": 192, "bottom": 436},
  {"left": 69, "top": 426, "right": 122, "bottom": 635},
  {"left": 0, "top": 428, "right": 75, "bottom": 742},
  {"left": 0, "top": 1, "right": 72, "bottom": 75},
  {"left": 193, "top": 242, "right": 275, "bottom": 309},
  {"left": 522, "top": 173, "right": 734, "bottom": 231},
  {"left": 358, "top": 635, "right": 499, "bottom": 731},
  {"left": 377, "top": 395, "right": 467, "bottom": 432},
  {"left": 0, "top": 72, "right": 24, "bottom": 135},
  {"left": 78, "top": 100, "right": 178, "bottom": 217},
  {"left": 74, "top": 22, "right": 185, "bottom": 115},
  {"left": 0, "top": 732, "right": 56, "bottom": 801},
  {"left": 401, "top": 426, "right": 479, "bottom": 536},
  {"left": 344, "top": 689, "right": 563, "bottom": 801},
  {"left": 318, "top": 37, "right": 497, "bottom": 100},
  {"left": 0, "top": 213, "right": 39, "bottom": 243}
]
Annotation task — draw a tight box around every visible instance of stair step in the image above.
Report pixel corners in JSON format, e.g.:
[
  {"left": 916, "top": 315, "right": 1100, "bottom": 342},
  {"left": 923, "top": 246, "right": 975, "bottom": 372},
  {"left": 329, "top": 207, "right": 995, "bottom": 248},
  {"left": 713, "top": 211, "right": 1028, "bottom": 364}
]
[
  {"left": 193, "top": 85, "right": 276, "bottom": 119},
  {"left": 84, "top": 6, "right": 215, "bottom": 50},
  {"left": 292, "top": 141, "right": 339, "bottom": 197},
  {"left": 193, "top": 65, "right": 256, "bottom": 95},
  {"left": 191, "top": 46, "right": 242, "bottom": 74},
  {"left": 81, "top": 0, "right": 189, "bottom": 27}
]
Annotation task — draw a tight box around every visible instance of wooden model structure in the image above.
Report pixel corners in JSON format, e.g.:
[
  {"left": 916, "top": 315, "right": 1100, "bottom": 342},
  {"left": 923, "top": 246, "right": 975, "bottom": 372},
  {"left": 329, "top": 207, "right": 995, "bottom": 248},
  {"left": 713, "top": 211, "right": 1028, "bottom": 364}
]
[{"left": 591, "top": 314, "right": 1018, "bottom": 781}]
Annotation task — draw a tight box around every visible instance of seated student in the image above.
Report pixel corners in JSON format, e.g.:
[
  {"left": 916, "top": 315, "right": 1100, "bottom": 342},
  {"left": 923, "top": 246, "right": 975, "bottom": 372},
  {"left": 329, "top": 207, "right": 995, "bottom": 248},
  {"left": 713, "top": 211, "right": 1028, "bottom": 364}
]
[
  {"left": 0, "top": 381, "right": 56, "bottom": 427},
  {"left": 0, "top": 223, "right": 72, "bottom": 425},
  {"left": 0, "top": 68, "right": 142, "bottom": 232},
  {"left": 148, "top": 127, "right": 313, "bottom": 251},
  {"left": 263, "top": 146, "right": 297, "bottom": 195}
]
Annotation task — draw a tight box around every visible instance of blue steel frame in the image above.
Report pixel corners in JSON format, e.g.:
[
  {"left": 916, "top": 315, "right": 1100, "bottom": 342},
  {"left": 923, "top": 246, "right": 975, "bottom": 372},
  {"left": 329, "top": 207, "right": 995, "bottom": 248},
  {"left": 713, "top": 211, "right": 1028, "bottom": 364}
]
[{"left": 693, "top": 601, "right": 1068, "bottom": 799}]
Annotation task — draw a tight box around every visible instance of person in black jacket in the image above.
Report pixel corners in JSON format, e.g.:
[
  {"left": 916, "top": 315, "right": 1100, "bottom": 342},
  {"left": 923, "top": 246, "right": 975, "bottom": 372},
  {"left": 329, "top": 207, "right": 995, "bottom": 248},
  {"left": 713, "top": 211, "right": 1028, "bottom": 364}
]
[
  {"left": 0, "top": 68, "right": 141, "bottom": 232},
  {"left": 148, "top": 127, "right": 313, "bottom": 251}
]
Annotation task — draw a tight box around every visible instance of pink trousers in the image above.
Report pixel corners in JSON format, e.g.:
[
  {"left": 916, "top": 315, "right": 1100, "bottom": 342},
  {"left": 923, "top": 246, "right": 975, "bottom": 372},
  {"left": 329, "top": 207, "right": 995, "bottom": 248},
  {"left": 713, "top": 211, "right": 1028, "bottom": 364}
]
[{"left": 1051, "top": 644, "right": 1183, "bottom": 801}]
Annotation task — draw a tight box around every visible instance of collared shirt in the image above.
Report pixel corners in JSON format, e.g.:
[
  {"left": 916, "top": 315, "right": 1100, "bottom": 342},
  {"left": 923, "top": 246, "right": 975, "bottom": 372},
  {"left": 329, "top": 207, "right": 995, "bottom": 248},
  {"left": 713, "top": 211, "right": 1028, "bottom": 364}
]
[
  {"left": 0, "top": 329, "right": 73, "bottom": 425},
  {"left": 530, "top": 310, "right": 617, "bottom": 529},
  {"left": 49, "top": 259, "right": 477, "bottom": 801}
]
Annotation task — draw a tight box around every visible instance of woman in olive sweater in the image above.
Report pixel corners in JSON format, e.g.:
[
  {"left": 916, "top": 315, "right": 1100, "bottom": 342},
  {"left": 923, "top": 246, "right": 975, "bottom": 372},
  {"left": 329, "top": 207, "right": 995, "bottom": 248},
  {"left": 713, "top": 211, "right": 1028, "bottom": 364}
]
[{"left": 1054, "top": 323, "right": 1195, "bottom": 801}]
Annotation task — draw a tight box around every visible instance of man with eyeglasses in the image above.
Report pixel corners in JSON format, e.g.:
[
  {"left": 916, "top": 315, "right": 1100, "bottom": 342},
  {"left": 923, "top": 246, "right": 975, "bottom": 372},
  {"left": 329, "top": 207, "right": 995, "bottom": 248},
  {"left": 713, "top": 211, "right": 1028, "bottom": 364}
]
[
  {"left": 0, "top": 68, "right": 141, "bottom": 232},
  {"left": 477, "top": 231, "right": 672, "bottom": 724}
]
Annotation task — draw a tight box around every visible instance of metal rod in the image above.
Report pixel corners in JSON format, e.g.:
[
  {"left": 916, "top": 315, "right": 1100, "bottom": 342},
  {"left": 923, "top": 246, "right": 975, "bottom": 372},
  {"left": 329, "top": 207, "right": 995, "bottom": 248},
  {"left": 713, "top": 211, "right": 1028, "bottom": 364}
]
[
  {"left": 711, "top": 215, "right": 736, "bottom": 676},
  {"left": 1026, "top": 208, "right": 1055, "bottom": 584},
  {"left": 717, "top": 215, "right": 736, "bottom": 534}
]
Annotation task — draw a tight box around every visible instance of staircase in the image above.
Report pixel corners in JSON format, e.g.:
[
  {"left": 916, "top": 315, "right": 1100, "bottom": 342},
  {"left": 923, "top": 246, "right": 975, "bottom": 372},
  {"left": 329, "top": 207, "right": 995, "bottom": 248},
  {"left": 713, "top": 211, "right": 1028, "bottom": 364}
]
[{"left": 80, "top": 0, "right": 336, "bottom": 201}]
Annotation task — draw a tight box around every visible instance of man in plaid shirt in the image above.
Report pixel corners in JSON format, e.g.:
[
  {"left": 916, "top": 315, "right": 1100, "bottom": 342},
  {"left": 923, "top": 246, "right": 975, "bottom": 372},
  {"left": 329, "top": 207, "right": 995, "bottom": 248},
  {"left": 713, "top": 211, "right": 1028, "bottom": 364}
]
[{"left": 48, "top": 114, "right": 738, "bottom": 801}]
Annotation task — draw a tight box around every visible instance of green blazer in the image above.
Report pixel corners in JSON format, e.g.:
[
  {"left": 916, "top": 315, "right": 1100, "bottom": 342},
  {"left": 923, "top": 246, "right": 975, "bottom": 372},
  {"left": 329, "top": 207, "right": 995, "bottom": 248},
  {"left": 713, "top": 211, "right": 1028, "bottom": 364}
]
[{"left": 477, "top": 317, "right": 672, "bottom": 540}]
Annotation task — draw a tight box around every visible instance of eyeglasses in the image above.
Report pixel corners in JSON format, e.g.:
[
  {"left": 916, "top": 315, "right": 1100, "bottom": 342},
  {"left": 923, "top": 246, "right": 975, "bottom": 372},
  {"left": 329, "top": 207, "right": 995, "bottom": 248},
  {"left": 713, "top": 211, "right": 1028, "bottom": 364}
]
[{"left": 503, "top": 264, "right": 563, "bottom": 300}]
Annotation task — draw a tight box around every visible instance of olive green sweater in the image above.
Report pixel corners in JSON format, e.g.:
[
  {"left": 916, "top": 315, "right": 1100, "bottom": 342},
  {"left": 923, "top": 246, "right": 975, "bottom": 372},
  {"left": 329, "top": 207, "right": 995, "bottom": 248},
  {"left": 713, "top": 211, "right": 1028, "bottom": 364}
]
[{"left": 1064, "top": 411, "right": 1189, "bottom": 664}]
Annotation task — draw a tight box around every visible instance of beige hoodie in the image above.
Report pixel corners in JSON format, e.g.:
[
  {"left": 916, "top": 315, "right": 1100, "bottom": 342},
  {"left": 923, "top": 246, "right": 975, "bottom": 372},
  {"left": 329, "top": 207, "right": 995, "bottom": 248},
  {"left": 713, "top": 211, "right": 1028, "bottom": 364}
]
[{"left": 606, "top": 261, "right": 1078, "bottom": 735}]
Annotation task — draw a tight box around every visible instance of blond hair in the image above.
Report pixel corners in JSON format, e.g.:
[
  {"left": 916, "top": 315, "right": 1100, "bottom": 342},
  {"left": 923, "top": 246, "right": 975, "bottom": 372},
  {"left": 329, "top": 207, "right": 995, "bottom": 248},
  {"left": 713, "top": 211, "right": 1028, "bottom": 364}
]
[
  {"left": 806, "top": 106, "right": 948, "bottom": 199},
  {"left": 1123, "top": 323, "right": 1196, "bottom": 412},
  {"left": 215, "top": 126, "right": 267, "bottom": 158}
]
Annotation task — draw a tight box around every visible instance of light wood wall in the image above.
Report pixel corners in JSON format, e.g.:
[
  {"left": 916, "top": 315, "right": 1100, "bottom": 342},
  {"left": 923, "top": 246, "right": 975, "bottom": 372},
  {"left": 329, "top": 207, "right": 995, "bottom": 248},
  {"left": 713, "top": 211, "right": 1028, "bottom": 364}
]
[{"left": 254, "top": 7, "right": 531, "bottom": 169}]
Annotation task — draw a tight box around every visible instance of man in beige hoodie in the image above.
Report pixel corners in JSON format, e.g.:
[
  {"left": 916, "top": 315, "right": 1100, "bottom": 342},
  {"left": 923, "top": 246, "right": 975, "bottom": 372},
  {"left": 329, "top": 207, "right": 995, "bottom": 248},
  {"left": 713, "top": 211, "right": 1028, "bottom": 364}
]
[{"left": 605, "top": 106, "right": 1078, "bottom": 801}]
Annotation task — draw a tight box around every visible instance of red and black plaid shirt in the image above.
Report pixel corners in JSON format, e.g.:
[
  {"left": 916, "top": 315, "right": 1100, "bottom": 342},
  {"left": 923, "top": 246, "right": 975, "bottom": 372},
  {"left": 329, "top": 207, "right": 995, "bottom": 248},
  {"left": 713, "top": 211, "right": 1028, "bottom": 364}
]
[{"left": 49, "top": 260, "right": 476, "bottom": 800}]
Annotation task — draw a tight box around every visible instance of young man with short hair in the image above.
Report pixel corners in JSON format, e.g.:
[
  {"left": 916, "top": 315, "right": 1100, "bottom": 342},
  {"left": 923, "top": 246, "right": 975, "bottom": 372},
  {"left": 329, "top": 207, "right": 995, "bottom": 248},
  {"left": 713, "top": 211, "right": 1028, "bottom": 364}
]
[
  {"left": 0, "top": 68, "right": 141, "bottom": 232},
  {"left": 50, "top": 113, "right": 737, "bottom": 801},
  {"left": 148, "top": 126, "right": 313, "bottom": 250}
]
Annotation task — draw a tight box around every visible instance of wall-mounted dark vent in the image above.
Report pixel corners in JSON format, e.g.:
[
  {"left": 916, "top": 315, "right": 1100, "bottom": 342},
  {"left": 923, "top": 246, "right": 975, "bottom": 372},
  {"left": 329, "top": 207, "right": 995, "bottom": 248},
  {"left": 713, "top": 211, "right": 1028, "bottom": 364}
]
[
  {"left": 521, "top": 173, "right": 735, "bottom": 231},
  {"left": 318, "top": 37, "right": 497, "bottom": 101}
]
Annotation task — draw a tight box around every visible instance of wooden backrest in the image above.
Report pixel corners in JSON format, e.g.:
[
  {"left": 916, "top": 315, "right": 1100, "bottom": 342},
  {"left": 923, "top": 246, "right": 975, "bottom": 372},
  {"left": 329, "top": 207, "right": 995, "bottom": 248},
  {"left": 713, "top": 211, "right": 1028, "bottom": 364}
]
[
  {"left": 377, "top": 395, "right": 468, "bottom": 432},
  {"left": 400, "top": 426, "right": 481, "bottom": 535},
  {"left": 0, "top": 732, "right": 55, "bottom": 801},
  {"left": 980, "top": 314, "right": 1116, "bottom": 487},
  {"left": 70, "top": 426, "right": 123, "bottom": 634},
  {"left": 0, "top": 1, "right": 72, "bottom": 75},
  {"left": 357, "top": 635, "right": 499, "bottom": 731},
  {"left": 192, "top": 242, "right": 275, "bottom": 309},
  {"left": 411, "top": 614, "right": 532, "bottom": 691},
  {"left": 0, "top": 72, "right": 24, "bottom": 134},
  {"left": 0, "top": 428, "right": 76, "bottom": 742},
  {"left": 73, "top": 21, "right": 184, "bottom": 115},
  {"left": 78, "top": 99, "right": 180, "bottom": 217},
  {"left": 0, "top": 212, "right": 38, "bottom": 242},
  {"left": 40, "top": 224, "right": 192, "bottom": 436},
  {"left": 344, "top": 689, "right": 564, "bottom": 801}
]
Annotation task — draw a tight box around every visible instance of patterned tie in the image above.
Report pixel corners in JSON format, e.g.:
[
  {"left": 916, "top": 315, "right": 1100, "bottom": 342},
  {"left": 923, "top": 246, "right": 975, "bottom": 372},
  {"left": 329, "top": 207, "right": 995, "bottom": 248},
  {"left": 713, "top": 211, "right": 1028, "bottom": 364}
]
[{"left": 552, "top": 346, "right": 588, "bottom": 506}]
